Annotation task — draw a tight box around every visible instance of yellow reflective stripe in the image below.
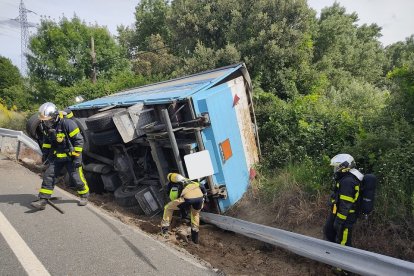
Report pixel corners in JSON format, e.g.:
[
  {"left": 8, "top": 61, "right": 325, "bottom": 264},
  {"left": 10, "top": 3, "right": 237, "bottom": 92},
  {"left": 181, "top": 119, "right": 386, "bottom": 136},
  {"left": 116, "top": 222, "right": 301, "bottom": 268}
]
[
  {"left": 77, "top": 167, "right": 89, "bottom": 195},
  {"left": 71, "top": 152, "right": 80, "bottom": 157},
  {"left": 190, "top": 210, "right": 195, "bottom": 226},
  {"left": 169, "top": 189, "right": 179, "bottom": 201},
  {"left": 336, "top": 183, "right": 339, "bottom": 188},
  {"left": 69, "top": 128, "right": 80, "bottom": 137},
  {"left": 337, "top": 213, "right": 347, "bottom": 220},
  {"left": 66, "top": 112, "right": 73, "bottom": 118},
  {"left": 39, "top": 188, "right": 53, "bottom": 195},
  {"left": 56, "top": 133, "right": 66, "bottom": 138},
  {"left": 340, "top": 228, "right": 349, "bottom": 245},
  {"left": 42, "top": 143, "right": 51, "bottom": 148},
  {"left": 349, "top": 209, "right": 355, "bottom": 213},
  {"left": 74, "top": 147, "right": 83, "bottom": 152},
  {"left": 59, "top": 111, "right": 64, "bottom": 119},
  {"left": 354, "top": 185, "right": 360, "bottom": 202},
  {"left": 340, "top": 194, "right": 355, "bottom": 203},
  {"left": 55, "top": 153, "right": 68, "bottom": 158}
]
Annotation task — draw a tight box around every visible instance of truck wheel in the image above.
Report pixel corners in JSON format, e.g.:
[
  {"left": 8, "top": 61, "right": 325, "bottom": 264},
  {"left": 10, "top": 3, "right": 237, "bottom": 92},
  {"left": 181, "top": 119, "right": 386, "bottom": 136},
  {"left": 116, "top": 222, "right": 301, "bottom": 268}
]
[
  {"left": 84, "top": 171, "right": 105, "bottom": 194},
  {"left": 89, "top": 129, "right": 123, "bottom": 146},
  {"left": 63, "top": 169, "right": 105, "bottom": 194},
  {"left": 114, "top": 186, "right": 144, "bottom": 214},
  {"left": 85, "top": 108, "right": 125, "bottom": 132},
  {"left": 26, "top": 113, "right": 43, "bottom": 147},
  {"left": 72, "top": 117, "right": 94, "bottom": 153}
]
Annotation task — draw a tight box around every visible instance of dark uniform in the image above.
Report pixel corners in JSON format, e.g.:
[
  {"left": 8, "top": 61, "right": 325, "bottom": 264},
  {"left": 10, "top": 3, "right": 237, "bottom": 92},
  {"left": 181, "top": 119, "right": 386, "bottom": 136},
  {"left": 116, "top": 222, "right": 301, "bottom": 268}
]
[
  {"left": 324, "top": 171, "right": 361, "bottom": 246},
  {"left": 39, "top": 112, "right": 89, "bottom": 200}
]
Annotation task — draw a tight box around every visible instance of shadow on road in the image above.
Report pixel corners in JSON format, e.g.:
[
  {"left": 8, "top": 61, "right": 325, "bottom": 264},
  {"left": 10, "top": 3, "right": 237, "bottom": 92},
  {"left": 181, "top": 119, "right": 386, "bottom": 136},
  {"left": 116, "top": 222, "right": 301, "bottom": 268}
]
[
  {"left": 0, "top": 193, "right": 79, "bottom": 213},
  {"left": 86, "top": 207, "right": 158, "bottom": 271}
]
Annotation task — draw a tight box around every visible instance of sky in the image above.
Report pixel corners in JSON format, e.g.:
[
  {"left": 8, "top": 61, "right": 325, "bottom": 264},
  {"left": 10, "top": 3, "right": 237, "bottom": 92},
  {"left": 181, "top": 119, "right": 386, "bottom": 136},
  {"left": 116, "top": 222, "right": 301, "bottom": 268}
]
[{"left": 0, "top": 0, "right": 413, "bottom": 73}]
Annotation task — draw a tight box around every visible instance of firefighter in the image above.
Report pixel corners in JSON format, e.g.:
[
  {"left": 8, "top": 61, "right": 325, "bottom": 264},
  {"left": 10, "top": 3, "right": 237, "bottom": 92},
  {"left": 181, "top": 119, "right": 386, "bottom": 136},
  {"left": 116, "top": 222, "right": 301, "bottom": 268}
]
[
  {"left": 31, "top": 102, "right": 89, "bottom": 209},
  {"left": 161, "top": 173, "right": 207, "bottom": 244},
  {"left": 323, "top": 154, "right": 363, "bottom": 275}
]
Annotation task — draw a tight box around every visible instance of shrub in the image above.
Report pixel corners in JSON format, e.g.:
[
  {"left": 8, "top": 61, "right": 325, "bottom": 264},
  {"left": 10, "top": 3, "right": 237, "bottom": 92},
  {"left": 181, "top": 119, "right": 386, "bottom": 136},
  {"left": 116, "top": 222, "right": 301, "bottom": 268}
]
[{"left": 0, "top": 102, "right": 26, "bottom": 130}]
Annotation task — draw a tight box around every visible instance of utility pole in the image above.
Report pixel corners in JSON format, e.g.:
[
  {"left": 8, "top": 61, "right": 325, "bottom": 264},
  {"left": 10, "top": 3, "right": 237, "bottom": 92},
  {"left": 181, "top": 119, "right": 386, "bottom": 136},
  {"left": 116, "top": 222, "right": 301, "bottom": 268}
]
[{"left": 91, "top": 37, "right": 97, "bottom": 83}]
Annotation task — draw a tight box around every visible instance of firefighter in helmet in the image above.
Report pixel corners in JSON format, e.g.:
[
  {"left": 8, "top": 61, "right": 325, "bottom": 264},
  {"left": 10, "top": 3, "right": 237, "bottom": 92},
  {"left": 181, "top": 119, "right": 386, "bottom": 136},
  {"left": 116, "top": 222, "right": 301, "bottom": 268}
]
[
  {"left": 31, "top": 102, "right": 89, "bottom": 209},
  {"left": 324, "top": 154, "right": 363, "bottom": 247},
  {"left": 161, "top": 173, "right": 207, "bottom": 244}
]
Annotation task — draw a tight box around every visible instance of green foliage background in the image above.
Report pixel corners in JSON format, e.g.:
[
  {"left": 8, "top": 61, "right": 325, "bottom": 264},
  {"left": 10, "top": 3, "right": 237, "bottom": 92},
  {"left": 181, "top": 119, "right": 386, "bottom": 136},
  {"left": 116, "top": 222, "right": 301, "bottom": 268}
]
[{"left": 0, "top": 1, "right": 413, "bottom": 224}]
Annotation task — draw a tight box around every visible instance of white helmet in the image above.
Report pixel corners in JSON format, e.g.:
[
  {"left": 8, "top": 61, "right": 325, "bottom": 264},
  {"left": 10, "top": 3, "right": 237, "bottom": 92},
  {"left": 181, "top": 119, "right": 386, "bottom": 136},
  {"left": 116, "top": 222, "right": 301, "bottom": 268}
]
[
  {"left": 38, "top": 102, "right": 58, "bottom": 121},
  {"left": 330, "top": 153, "right": 356, "bottom": 173}
]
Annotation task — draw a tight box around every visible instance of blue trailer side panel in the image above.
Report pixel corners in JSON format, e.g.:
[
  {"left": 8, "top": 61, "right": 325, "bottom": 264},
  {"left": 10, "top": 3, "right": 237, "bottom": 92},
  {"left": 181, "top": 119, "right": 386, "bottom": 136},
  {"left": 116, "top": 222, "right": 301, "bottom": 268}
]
[{"left": 192, "top": 82, "right": 249, "bottom": 212}]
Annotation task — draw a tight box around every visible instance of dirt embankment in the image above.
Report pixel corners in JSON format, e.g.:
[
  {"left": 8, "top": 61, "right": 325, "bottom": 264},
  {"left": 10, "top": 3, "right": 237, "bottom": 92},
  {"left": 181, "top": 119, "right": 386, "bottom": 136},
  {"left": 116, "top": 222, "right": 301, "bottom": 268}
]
[
  {"left": 87, "top": 192, "right": 331, "bottom": 276},
  {"left": 84, "top": 179, "right": 414, "bottom": 275}
]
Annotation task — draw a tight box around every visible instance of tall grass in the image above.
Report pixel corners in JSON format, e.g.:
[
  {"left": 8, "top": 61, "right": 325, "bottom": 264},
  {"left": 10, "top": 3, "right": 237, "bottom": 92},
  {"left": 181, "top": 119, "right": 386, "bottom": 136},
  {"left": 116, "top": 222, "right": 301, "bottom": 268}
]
[{"left": 257, "top": 157, "right": 332, "bottom": 201}]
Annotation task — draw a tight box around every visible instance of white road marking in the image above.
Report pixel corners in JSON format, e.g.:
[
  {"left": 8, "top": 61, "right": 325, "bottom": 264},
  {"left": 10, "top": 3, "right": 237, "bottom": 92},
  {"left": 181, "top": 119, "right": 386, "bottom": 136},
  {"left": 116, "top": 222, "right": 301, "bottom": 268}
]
[{"left": 0, "top": 211, "right": 50, "bottom": 276}]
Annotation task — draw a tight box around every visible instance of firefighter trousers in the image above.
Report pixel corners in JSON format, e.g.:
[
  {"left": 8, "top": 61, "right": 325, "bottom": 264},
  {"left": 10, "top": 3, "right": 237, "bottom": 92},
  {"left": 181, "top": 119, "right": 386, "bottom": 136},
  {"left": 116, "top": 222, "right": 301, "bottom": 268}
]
[
  {"left": 39, "top": 160, "right": 89, "bottom": 199},
  {"left": 161, "top": 196, "right": 204, "bottom": 232},
  {"left": 323, "top": 213, "right": 354, "bottom": 246}
]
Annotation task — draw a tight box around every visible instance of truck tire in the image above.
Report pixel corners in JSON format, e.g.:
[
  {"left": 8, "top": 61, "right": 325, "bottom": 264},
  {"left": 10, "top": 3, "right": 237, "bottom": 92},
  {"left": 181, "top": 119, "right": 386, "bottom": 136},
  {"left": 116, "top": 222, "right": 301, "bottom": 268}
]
[
  {"left": 26, "top": 114, "right": 43, "bottom": 147},
  {"left": 63, "top": 169, "right": 105, "bottom": 194},
  {"left": 85, "top": 108, "right": 125, "bottom": 132},
  {"left": 84, "top": 171, "right": 105, "bottom": 194},
  {"left": 114, "top": 186, "right": 144, "bottom": 214},
  {"left": 72, "top": 117, "right": 94, "bottom": 153},
  {"left": 89, "top": 129, "right": 123, "bottom": 146}
]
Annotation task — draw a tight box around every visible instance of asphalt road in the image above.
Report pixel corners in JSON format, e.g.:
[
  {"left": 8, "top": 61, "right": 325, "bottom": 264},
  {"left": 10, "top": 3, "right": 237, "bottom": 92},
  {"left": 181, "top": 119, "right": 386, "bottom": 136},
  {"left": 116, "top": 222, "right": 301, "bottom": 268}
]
[{"left": 0, "top": 157, "right": 215, "bottom": 276}]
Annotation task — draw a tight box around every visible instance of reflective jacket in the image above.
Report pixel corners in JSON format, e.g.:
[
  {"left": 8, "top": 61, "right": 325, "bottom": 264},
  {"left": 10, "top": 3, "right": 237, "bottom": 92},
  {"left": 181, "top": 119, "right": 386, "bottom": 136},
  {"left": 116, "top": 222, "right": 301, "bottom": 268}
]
[
  {"left": 331, "top": 169, "right": 363, "bottom": 223},
  {"left": 41, "top": 115, "right": 83, "bottom": 162}
]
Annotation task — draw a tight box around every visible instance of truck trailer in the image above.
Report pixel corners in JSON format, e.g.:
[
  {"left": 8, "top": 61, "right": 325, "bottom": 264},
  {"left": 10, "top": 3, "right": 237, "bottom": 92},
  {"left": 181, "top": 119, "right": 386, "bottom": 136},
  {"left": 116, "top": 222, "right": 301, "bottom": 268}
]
[{"left": 29, "top": 63, "right": 260, "bottom": 215}]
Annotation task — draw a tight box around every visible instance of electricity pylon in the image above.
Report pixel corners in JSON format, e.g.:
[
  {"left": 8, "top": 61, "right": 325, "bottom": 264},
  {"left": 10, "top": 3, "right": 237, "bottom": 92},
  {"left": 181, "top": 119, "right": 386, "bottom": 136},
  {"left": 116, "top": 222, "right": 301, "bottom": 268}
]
[{"left": 18, "top": 0, "right": 36, "bottom": 74}]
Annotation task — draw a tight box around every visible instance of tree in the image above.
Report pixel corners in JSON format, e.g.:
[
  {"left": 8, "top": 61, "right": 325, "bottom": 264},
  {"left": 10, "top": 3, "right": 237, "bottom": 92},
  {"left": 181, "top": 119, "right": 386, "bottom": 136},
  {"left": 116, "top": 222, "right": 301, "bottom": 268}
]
[
  {"left": 313, "top": 3, "right": 386, "bottom": 88},
  {"left": 169, "top": 0, "right": 316, "bottom": 98},
  {"left": 385, "top": 35, "right": 414, "bottom": 73},
  {"left": 177, "top": 42, "right": 240, "bottom": 75},
  {"left": 169, "top": 0, "right": 238, "bottom": 55},
  {"left": 0, "top": 56, "right": 22, "bottom": 90},
  {"left": 0, "top": 56, "right": 29, "bottom": 110},
  {"left": 27, "top": 16, "right": 129, "bottom": 90},
  {"left": 131, "top": 34, "right": 179, "bottom": 77}
]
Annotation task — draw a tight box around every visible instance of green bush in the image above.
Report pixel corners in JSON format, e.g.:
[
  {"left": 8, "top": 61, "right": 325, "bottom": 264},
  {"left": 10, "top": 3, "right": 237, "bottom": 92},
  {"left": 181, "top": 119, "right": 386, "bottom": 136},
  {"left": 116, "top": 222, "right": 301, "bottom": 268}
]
[{"left": 254, "top": 90, "right": 360, "bottom": 169}]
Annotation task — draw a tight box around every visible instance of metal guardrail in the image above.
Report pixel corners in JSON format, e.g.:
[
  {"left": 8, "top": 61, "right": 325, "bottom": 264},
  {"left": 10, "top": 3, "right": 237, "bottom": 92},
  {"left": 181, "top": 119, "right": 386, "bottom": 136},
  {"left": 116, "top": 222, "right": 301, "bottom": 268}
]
[
  {"left": 0, "top": 128, "right": 42, "bottom": 159},
  {"left": 201, "top": 212, "right": 414, "bottom": 276}
]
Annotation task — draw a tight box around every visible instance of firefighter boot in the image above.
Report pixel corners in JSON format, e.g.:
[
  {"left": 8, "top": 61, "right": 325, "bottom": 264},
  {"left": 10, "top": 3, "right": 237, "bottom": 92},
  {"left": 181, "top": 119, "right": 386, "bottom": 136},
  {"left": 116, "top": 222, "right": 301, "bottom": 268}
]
[
  {"left": 78, "top": 196, "right": 88, "bottom": 206},
  {"left": 191, "top": 229, "right": 199, "bottom": 244},
  {"left": 31, "top": 198, "right": 47, "bottom": 210},
  {"left": 161, "top": 226, "right": 169, "bottom": 237}
]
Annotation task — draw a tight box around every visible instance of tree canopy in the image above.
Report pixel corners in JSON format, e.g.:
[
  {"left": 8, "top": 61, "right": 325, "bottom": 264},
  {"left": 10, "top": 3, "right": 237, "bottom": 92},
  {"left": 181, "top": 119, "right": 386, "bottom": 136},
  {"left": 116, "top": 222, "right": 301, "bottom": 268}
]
[{"left": 28, "top": 16, "right": 129, "bottom": 88}]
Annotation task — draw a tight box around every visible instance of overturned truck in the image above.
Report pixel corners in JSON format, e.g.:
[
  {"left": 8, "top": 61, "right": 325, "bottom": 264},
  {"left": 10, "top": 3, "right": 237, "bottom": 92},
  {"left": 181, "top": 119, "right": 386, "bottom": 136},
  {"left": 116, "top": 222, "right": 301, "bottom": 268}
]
[{"left": 31, "top": 63, "right": 260, "bottom": 215}]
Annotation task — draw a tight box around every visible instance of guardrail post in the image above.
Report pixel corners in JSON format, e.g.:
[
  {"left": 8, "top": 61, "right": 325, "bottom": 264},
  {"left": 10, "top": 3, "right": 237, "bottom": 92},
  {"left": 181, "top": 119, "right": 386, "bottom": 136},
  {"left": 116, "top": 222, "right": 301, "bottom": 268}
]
[{"left": 16, "top": 140, "right": 21, "bottom": 160}]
